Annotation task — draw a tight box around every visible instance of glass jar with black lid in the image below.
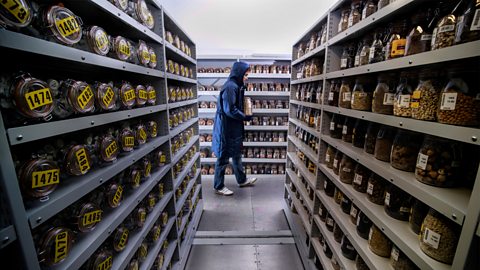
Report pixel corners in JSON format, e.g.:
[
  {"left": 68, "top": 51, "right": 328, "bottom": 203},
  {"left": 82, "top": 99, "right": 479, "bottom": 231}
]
[
  {"left": 352, "top": 164, "right": 369, "bottom": 193},
  {"left": 356, "top": 211, "right": 372, "bottom": 240},
  {"left": 384, "top": 184, "right": 412, "bottom": 221}
]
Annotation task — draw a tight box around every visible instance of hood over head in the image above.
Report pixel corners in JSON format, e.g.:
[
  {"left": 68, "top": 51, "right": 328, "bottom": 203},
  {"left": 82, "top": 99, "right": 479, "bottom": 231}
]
[{"left": 228, "top": 61, "right": 250, "bottom": 86}]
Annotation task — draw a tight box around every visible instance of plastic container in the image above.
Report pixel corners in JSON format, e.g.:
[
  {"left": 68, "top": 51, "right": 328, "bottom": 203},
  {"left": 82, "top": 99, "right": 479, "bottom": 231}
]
[
  {"left": 369, "top": 32, "right": 385, "bottom": 64},
  {"left": 334, "top": 187, "right": 343, "bottom": 205},
  {"left": 350, "top": 203, "right": 359, "bottom": 225},
  {"left": 368, "top": 225, "right": 392, "bottom": 257},
  {"left": 326, "top": 212, "right": 335, "bottom": 232},
  {"left": 352, "top": 119, "right": 368, "bottom": 148},
  {"left": 384, "top": 184, "right": 412, "bottom": 221},
  {"left": 420, "top": 209, "right": 460, "bottom": 264},
  {"left": 415, "top": 135, "right": 462, "bottom": 187},
  {"left": 393, "top": 74, "right": 414, "bottom": 118},
  {"left": 333, "top": 223, "right": 343, "bottom": 243},
  {"left": 364, "top": 122, "right": 380, "bottom": 154},
  {"left": 342, "top": 117, "right": 355, "bottom": 143},
  {"left": 338, "top": 8, "right": 350, "bottom": 33},
  {"left": 356, "top": 211, "right": 372, "bottom": 240},
  {"left": 329, "top": 114, "right": 344, "bottom": 139},
  {"left": 339, "top": 155, "right": 355, "bottom": 184},
  {"left": 341, "top": 195, "right": 352, "bottom": 214},
  {"left": 409, "top": 199, "right": 429, "bottom": 234},
  {"left": 374, "top": 126, "right": 395, "bottom": 162},
  {"left": 432, "top": 13, "right": 457, "bottom": 50},
  {"left": 341, "top": 235, "right": 357, "bottom": 260},
  {"left": 372, "top": 74, "right": 395, "bottom": 115},
  {"left": 366, "top": 173, "right": 386, "bottom": 205},
  {"left": 455, "top": 1, "right": 480, "bottom": 44},
  {"left": 391, "top": 245, "right": 419, "bottom": 270},
  {"left": 351, "top": 79, "right": 372, "bottom": 111},
  {"left": 390, "top": 130, "right": 423, "bottom": 172},
  {"left": 325, "top": 145, "right": 335, "bottom": 169},
  {"left": 348, "top": 0, "right": 362, "bottom": 28},
  {"left": 353, "top": 164, "right": 369, "bottom": 193},
  {"left": 411, "top": 71, "right": 441, "bottom": 121},
  {"left": 339, "top": 79, "right": 352, "bottom": 108},
  {"left": 327, "top": 80, "right": 340, "bottom": 107},
  {"left": 332, "top": 150, "right": 342, "bottom": 175},
  {"left": 324, "top": 178, "right": 335, "bottom": 197}
]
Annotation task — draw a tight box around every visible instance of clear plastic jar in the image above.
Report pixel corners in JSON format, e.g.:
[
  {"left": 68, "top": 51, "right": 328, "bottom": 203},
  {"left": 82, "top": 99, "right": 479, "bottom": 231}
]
[
  {"left": 409, "top": 199, "right": 429, "bottom": 235},
  {"left": 415, "top": 135, "right": 462, "bottom": 187},
  {"left": 368, "top": 225, "right": 392, "bottom": 257},
  {"left": 329, "top": 114, "right": 344, "bottom": 139},
  {"left": 405, "top": 10, "right": 434, "bottom": 56},
  {"left": 420, "top": 209, "right": 460, "bottom": 264},
  {"left": 390, "top": 130, "right": 423, "bottom": 172},
  {"left": 325, "top": 145, "right": 335, "bottom": 168},
  {"left": 393, "top": 74, "right": 414, "bottom": 118},
  {"left": 325, "top": 212, "right": 335, "bottom": 232},
  {"left": 356, "top": 211, "right": 372, "bottom": 240},
  {"left": 367, "top": 173, "right": 386, "bottom": 205},
  {"left": 411, "top": 71, "right": 440, "bottom": 121},
  {"left": 374, "top": 126, "right": 395, "bottom": 162},
  {"left": 351, "top": 79, "right": 372, "bottom": 111},
  {"left": 455, "top": 1, "right": 480, "bottom": 44},
  {"left": 332, "top": 150, "right": 342, "bottom": 175},
  {"left": 390, "top": 245, "right": 419, "bottom": 270},
  {"left": 372, "top": 75, "right": 395, "bottom": 115},
  {"left": 384, "top": 184, "right": 412, "bottom": 221},
  {"left": 358, "top": 39, "right": 371, "bottom": 66},
  {"left": 39, "top": 5, "right": 83, "bottom": 46},
  {"left": 369, "top": 32, "right": 385, "bottom": 64},
  {"left": 353, "top": 164, "right": 369, "bottom": 193},
  {"left": 334, "top": 187, "right": 343, "bottom": 205},
  {"left": 327, "top": 80, "right": 340, "bottom": 107},
  {"left": 364, "top": 122, "right": 380, "bottom": 154},
  {"left": 338, "top": 8, "right": 350, "bottom": 33},
  {"left": 348, "top": 1, "right": 361, "bottom": 28},
  {"left": 0, "top": 0, "right": 33, "bottom": 28},
  {"left": 342, "top": 117, "right": 355, "bottom": 143},
  {"left": 432, "top": 14, "right": 456, "bottom": 50},
  {"left": 84, "top": 26, "right": 110, "bottom": 56},
  {"left": 339, "top": 155, "right": 355, "bottom": 184},
  {"left": 352, "top": 119, "right": 367, "bottom": 148},
  {"left": 339, "top": 79, "right": 352, "bottom": 108},
  {"left": 362, "top": 0, "right": 377, "bottom": 20}
]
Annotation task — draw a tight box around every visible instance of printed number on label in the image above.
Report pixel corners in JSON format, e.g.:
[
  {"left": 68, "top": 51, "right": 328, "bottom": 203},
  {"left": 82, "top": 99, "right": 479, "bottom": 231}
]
[
  {"left": 25, "top": 88, "right": 53, "bottom": 110},
  {"left": 77, "top": 86, "right": 94, "bottom": 109},
  {"left": 32, "top": 169, "right": 59, "bottom": 188},
  {"left": 75, "top": 148, "right": 90, "bottom": 174},
  {"left": 1, "top": 0, "right": 30, "bottom": 23},
  {"left": 105, "top": 141, "right": 118, "bottom": 159},
  {"left": 55, "top": 16, "right": 80, "bottom": 37},
  {"left": 124, "top": 89, "right": 136, "bottom": 102},
  {"left": 102, "top": 87, "right": 115, "bottom": 108},
  {"left": 82, "top": 210, "right": 102, "bottom": 226},
  {"left": 54, "top": 231, "right": 69, "bottom": 263}
]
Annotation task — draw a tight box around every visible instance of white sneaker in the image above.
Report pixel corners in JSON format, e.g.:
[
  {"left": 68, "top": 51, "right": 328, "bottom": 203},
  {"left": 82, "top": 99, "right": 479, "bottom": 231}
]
[
  {"left": 215, "top": 187, "right": 234, "bottom": 196},
  {"left": 238, "top": 177, "right": 257, "bottom": 187}
]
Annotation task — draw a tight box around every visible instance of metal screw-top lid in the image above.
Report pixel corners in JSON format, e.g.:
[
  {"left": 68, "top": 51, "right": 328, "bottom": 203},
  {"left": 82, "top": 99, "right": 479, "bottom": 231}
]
[
  {"left": 38, "top": 227, "right": 74, "bottom": 266},
  {"left": 11, "top": 74, "right": 54, "bottom": 119},
  {"left": 44, "top": 5, "right": 83, "bottom": 45},
  {"left": 0, "top": 0, "right": 33, "bottom": 27},
  {"left": 18, "top": 159, "right": 59, "bottom": 199}
]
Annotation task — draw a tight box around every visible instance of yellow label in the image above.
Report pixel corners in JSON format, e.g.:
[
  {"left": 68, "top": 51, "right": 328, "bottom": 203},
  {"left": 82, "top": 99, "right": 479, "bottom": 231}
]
[
  {"left": 148, "top": 90, "right": 156, "bottom": 100},
  {"left": 54, "top": 231, "right": 69, "bottom": 264},
  {"left": 25, "top": 88, "right": 53, "bottom": 110},
  {"left": 391, "top": 39, "right": 406, "bottom": 57},
  {"left": 134, "top": 172, "right": 141, "bottom": 186},
  {"left": 153, "top": 227, "right": 161, "bottom": 241},
  {"left": 75, "top": 148, "right": 90, "bottom": 174},
  {"left": 146, "top": 14, "right": 154, "bottom": 26},
  {"left": 95, "top": 31, "right": 109, "bottom": 51},
  {"left": 124, "top": 89, "right": 135, "bottom": 102},
  {"left": 112, "top": 186, "right": 123, "bottom": 206},
  {"left": 124, "top": 136, "right": 134, "bottom": 147},
  {"left": 142, "top": 50, "right": 150, "bottom": 62},
  {"left": 138, "top": 90, "right": 148, "bottom": 100},
  {"left": 411, "top": 102, "right": 420, "bottom": 108},
  {"left": 412, "top": 90, "right": 421, "bottom": 99},
  {"left": 150, "top": 53, "right": 157, "bottom": 64},
  {"left": 82, "top": 210, "right": 102, "bottom": 226},
  {"left": 149, "top": 197, "right": 155, "bottom": 208},
  {"left": 145, "top": 163, "right": 151, "bottom": 177},
  {"left": 102, "top": 87, "right": 115, "bottom": 108},
  {"left": 160, "top": 154, "right": 166, "bottom": 163},
  {"left": 0, "top": 0, "right": 30, "bottom": 24},
  {"left": 140, "top": 211, "right": 146, "bottom": 223},
  {"left": 119, "top": 42, "right": 130, "bottom": 57},
  {"left": 77, "top": 85, "right": 94, "bottom": 109},
  {"left": 117, "top": 230, "right": 129, "bottom": 250},
  {"left": 139, "top": 129, "right": 147, "bottom": 141},
  {"left": 31, "top": 169, "right": 59, "bottom": 189},
  {"left": 151, "top": 124, "right": 157, "bottom": 137},
  {"left": 55, "top": 16, "right": 80, "bottom": 37},
  {"left": 105, "top": 141, "right": 118, "bottom": 159},
  {"left": 96, "top": 256, "right": 112, "bottom": 270}
]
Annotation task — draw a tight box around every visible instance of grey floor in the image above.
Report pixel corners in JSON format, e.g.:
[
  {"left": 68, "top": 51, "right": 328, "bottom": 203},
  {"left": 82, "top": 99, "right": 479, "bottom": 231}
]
[{"left": 185, "top": 177, "right": 305, "bottom": 270}]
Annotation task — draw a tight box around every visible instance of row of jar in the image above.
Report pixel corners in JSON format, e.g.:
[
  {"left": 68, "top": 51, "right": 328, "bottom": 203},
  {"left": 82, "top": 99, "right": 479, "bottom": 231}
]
[
  {"left": 200, "top": 147, "right": 287, "bottom": 160},
  {"left": 294, "top": 126, "right": 320, "bottom": 155},
  {"left": 198, "top": 83, "right": 290, "bottom": 92},
  {"left": 319, "top": 168, "right": 460, "bottom": 265},
  {"left": 33, "top": 173, "right": 169, "bottom": 267},
  {"left": 294, "top": 105, "right": 322, "bottom": 132},
  {"left": 175, "top": 166, "right": 198, "bottom": 202},
  {"left": 294, "top": 147, "right": 318, "bottom": 176},
  {"left": 200, "top": 100, "right": 289, "bottom": 110},
  {"left": 327, "top": 70, "right": 480, "bottom": 127},
  {"left": 337, "top": 0, "right": 393, "bottom": 36},
  {"left": 166, "top": 59, "right": 195, "bottom": 79},
  {"left": 327, "top": 115, "right": 478, "bottom": 188},
  {"left": 201, "top": 164, "right": 286, "bottom": 175},
  {"left": 337, "top": 0, "right": 479, "bottom": 69},
  {"left": 165, "top": 30, "right": 193, "bottom": 57},
  {"left": 167, "top": 87, "right": 195, "bottom": 103},
  {"left": 0, "top": 72, "right": 159, "bottom": 126},
  {"left": 172, "top": 147, "right": 198, "bottom": 180},
  {"left": 168, "top": 106, "right": 196, "bottom": 130},
  {"left": 295, "top": 23, "right": 327, "bottom": 60},
  {"left": 198, "top": 65, "right": 291, "bottom": 74},
  {"left": 179, "top": 195, "right": 201, "bottom": 248},
  {"left": 199, "top": 116, "right": 290, "bottom": 127},
  {"left": 294, "top": 82, "right": 322, "bottom": 104},
  {"left": 170, "top": 127, "right": 195, "bottom": 156},
  {"left": 294, "top": 58, "right": 323, "bottom": 80},
  {"left": 16, "top": 122, "right": 165, "bottom": 201}
]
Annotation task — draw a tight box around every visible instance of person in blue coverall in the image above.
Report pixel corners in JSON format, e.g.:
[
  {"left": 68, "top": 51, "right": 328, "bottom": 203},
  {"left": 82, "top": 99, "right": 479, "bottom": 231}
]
[{"left": 211, "top": 61, "right": 257, "bottom": 196}]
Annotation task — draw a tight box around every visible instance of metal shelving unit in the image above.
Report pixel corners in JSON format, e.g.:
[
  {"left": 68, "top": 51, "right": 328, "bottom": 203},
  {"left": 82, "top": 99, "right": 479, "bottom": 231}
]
[
  {"left": 285, "top": 0, "right": 480, "bottom": 269},
  {"left": 0, "top": 2, "right": 202, "bottom": 269}
]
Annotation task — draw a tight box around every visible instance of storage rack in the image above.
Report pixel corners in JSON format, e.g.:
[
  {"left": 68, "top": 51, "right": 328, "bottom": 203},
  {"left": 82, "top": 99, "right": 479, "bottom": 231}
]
[
  {"left": 0, "top": 1, "right": 202, "bottom": 269},
  {"left": 197, "top": 55, "right": 291, "bottom": 181},
  {"left": 284, "top": 1, "right": 480, "bottom": 270}
]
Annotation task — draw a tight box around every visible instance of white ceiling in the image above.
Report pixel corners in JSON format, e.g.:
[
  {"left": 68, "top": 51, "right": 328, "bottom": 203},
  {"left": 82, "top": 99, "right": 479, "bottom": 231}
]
[{"left": 160, "top": 0, "right": 336, "bottom": 56}]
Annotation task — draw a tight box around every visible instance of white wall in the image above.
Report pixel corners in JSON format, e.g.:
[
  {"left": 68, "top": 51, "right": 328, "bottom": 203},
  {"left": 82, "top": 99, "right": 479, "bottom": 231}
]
[{"left": 160, "top": 0, "right": 336, "bottom": 56}]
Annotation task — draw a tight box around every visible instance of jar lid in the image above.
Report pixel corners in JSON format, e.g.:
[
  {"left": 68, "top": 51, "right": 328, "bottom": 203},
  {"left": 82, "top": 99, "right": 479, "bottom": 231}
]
[
  {"left": 86, "top": 26, "right": 110, "bottom": 56},
  {"left": 106, "top": 182, "right": 123, "bottom": 208},
  {"left": 98, "top": 134, "right": 119, "bottom": 162},
  {"left": 134, "top": 207, "right": 147, "bottom": 228},
  {"left": 148, "top": 47, "right": 157, "bottom": 68},
  {"left": 113, "top": 36, "right": 132, "bottom": 61},
  {"left": 113, "top": 226, "right": 129, "bottom": 252},
  {"left": 95, "top": 83, "right": 116, "bottom": 111},
  {"left": 45, "top": 5, "right": 83, "bottom": 45},
  {"left": 147, "top": 121, "right": 158, "bottom": 138},
  {"left": 19, "top": 159, "right": 59, "bottom": 199},
  {"left": 119, "top": 82, "right": 136, "bottom": 108},
  {"left": 0, "top": 0, "right": 33, "bottom": 27},
  {"left": 135, "top": 0, "right": 154, "bottom": 29},
  {"left": 64, "top": 144, "right": 92, "bottom": 176},
  {"left": 38, "top": 227, "right": 74, "bottom": 266},
  {"left": 11, "top": 74, "right": 54, "bottom": 119},
  {"left": 135, "top": 124, "right": 148, "bottom": 145},
  {"left": 87, "top": 250, "right": 113, "bottom": 270},
  {"left": 75, "top": 202, "right": 102, "bottom": 232},
  {"left": 128, "top": 168, "right": 142, "bottom": 188},
  {"left": 120, "top": 128, "right": 135, "bottom": 152},
  {"left": 112, "top": 0, "right": 129, "bottom": 11},
  {"left": 137, "top": 40, "right": 150, "bottom": 66},
  {"left": 65, "top": 80, "right": 95, "bottom": 114},
  {"left": 135, "top": 85, "right": 148, "bottom": 106},
  {"left": 141, "top": 157, "right": 151, "bottom": 177}
]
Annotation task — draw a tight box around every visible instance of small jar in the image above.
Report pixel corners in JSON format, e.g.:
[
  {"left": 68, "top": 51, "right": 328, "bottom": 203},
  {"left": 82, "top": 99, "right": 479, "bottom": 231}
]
[
  {"left": 348, "top": 1, "right": 361, "bottom": 28},
  {"left": 84, "top": 26, "right": 110, "bottom": 56},
  {"left": 327, "top": 80, "right": 340, "bottom": 107},
  {"left": 342, "top": 117, "right": 355, "bottom": 143},
  {"left": 420, "top": 209, "right": 460, "bottom": 264},
  {"left": 362, "top": 0, "right": 377, "bottom": 20},
  {"left": 338, "top": 8, "right": 350, "bottom": 33},
  {"left": 364, "top": 122, "right": 380, "bottom": 154},
  {"left": 390, "top": 130, "right": 423, "bottom": 172},
  {"left": 372, "top": 75, "right": 395, "bottom": 115},
  {"left": 333, "top": 223, "right": 343, "bottom": 243},
  {"left": 341, "top": 235, "right": 357, "bottom": 260},
  {"left": 339, "top": 155, "right": 355, "bottom": 184},
  {"left": 409, "top": 199, "right": 429, "bottom": 235},
  {"left": 338, "top": 79, "right": 352, "bottom": 109},
  {"left": 384, "top": 184, "right": 412, "bottom": 221},
  {"left": 323, "top": 178, "right": 335, "bottom": 197},
  {"left": 332, "top": 150, "right": 342, "bottom": 175},
  {"left": 393, "top": 74, "right": 415, "bottom": 118},
  {"left": 136, "top": 40, "right": 151, "bottom": 67},
  {"left": 432, "top": 13, "right": 456, "bottom": 50},
  {"left": 334, "top": 188, "right": 343, "bottom": 205},
  {"left": 322, "top": 237, "right": 333, "bottom": 259},
  {"left": 374, "top": 126, "right": 395, "bottom": 162},
  {"left": 341, "top": 195, "right": 352, "bottom": 214},
  {"left": 366, "top": 173, "right": 386, "bottom": 205},
  {"left": 319, "top": 203, "right": 328, "bottom": 221},
  {"left": 390, "top": 245, "right": 418, "bottom": 270},
  {"left": 325, "top": 212, "right": 335, "bottom": 232},
  {"left": 352, "top": 119, "right": 367, "bottom": 148},
  {"left": 329, "top": 114, "right": 344, "bottom": 139},
  {"left": 351, "top": 79, "right": 372, "bottom": 111},
  {"left": 111, "top": 36, "right": 133, "bottom": 62},
  {"left": 356, "top": 211, "right": 372, "bottom": 240},
  {"left": 368, "top": 225, "right": 392, "bottom": 257},
  {"left": 350, "top": 204, "right": 359, "bottom": 225},
  {"left": 17, "top": 158, "right": 60, "bottom": 200},
  {"left": 352, "top": 164, "right": 369, "bottom": 193}
]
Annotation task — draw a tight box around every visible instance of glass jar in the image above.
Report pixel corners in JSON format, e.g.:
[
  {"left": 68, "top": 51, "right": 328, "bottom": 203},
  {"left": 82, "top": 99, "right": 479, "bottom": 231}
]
[
  {"left": 39, "top": 5, "right": 83, "bottom": 45},
  {"left": 368, "top": 225, "right": 392, "bottom": 257},
  {"left": 339, "top": 155, "right": 355, "bottom": 184},
  {"left": 390, "top": 245, "right": 419, "bottom": 270},
  {"left": 420, "top": 209, "right": 460, "bottom": 264},
  {"left": 339, "top": 79, "right": 352, "bottom": 108},
  {"left": 333, "top": 223, "right": 343, "bottom": 243},
  {"left": 356, "top": 211, "right": 372, "bottom": 240},
  {"left": 437, "top": 73, "right": 480, "bottom": 126},
  {"left": 364, "top": 122, "right": 380, "bottom": 154},
  {"left": 393, "top": 74, "right": 414, "bottom": 118},
  {"left": 332, "top": 150, "right": 343, "bottom": 175},
  {"left": 405, "top": 9, "right": 435, "bottom": 56},
  {"left": 111, "top": 36, "right": 133, "bottom": 62},
  {"left": 385, "top": 20, "right": 408, "bottom": 59},
  {"left": 324, "top": 178, "right": 335, "bottom": 197},
  {"left": 409, "top": 199, "right": 429, "bottom": 235},
  {"left": 355, "top": 255, "right": 370, "bottom": 270},
  {"left": 384, "top": 184, "right": 412, "bottom": 221},
  {"left": 342, "top": 117, "right": 355, "bottom": 143},
  {"left": 350, "top": 203, "right": 360, "bottom": 225},
  {"left": 319, "top": 202, "right": 328, "bottom": 221},
  {"left": 351, "top": 79, "right": 372, "bottom": 111},
  {"left": 36, "top": 227, "right": 74, "bottom": 266},
  {"left": 325, "top": 212, "right": 335, "bottom": 232},
  {"left": 390, "top": 130, "right": 423, "bottom": 172},
  {"left": 432, "top": 13, "right": 457, "bottom": 50},
  {"left": 367, "top": 173, "right": 386, "bottom": 205},
  {"left": 372, "top": 74, "right": 395, "bottom": 114},
  {"left": 329, "top": 114, "right": 344, "bottom": 139},
  {"left": 341, "top": 235, "right": 357, "bottom": 260},
  {"left": 358, "top": 39, "right": 371, "bottom": 66},
  {"left": 0, "top": 0, "right": 33, "bottom": 28},
  {"left": 322, "top": 237, "right": 333, "bottom": 258},
  {"left": 327, "top": 80, "right": 340, "bottom": 107},
  {"left": 340, "top": 195, "right": 352, "bottom": 214},
  {"left": 84, "top": 26, "right": 110, "bottom": 56},
  {"left": 378, "top": 0, "right": 390, "bottom": 9},
  {"left": 56, "top": 79, "right": 95, "bottom": 116},
  {"left": 334, "top": 187, "right": 343, "bottom": 205},
  {"left": 338, "top": 8, "right": 350, "bottom": 33},
  {"left": 348, "top": 0, "right": 362, "bottom": 28},
  {"left": 411, "top": 71, "right": 440, "bottom": 121},
  {"left": 369, "top": 32, "right": 385, "bottom": 64},
  {"left": 325, "top": 145, "right": 335, "bottom": 168},
  {"left": 374, "top": 126, "right": 395, "bottom": 162},
  {"left": 135, "top": 85, "right": 148, "bottom": 107},
  {"left": 455, "top": 0, "right": 480, "bottom": 44},
  {"left": 148, "top": 47, "right": 157, "bottom": 69},
  {"left": 17, "top": 158, "right": 60, "bottom": 200},
  {"left": 362, "top": 0, "right": 377, "bottom": 20},
  {"left": 352, "top": 119, "right": 367, "bottom": 148},
  {"left": 415, "top": 135, "right": 462, "bottom": 187},
  {"left": 130, "top": 0, "right": 154, "bottom": 29},
  {"left": 353, "top": 164, "right": 369, "bottom": 193}
]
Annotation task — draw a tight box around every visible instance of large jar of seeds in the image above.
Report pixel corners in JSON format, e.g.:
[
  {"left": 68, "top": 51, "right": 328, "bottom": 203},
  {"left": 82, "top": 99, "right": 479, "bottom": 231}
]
[
  {"left": 368, "top": 225, "right": 392, "bottom": 257},
  {"left": 328, "top": 80, "right": 340, "bottom": 106},
  {"left": 325, "top": 145, "right": 335, "bottom": 168},
  {"left": 409, "top": 199, "right": 429, "bottom": 235},
  {"left": 341, "top": 235, "right": 357, "bottom": 260},
  {"left": 353, "top": 164, "right": 369, "bottom": 193},
  {"left": 350, "top": 203, "right": 360, "bottom": 225},
  {"left": 384, "top": 184, "right": 412, "bottom": 221},
  {"left": 339, "top": 79, "right": 352, "bottom": 109},
  {"left": 437, "top": 71, "right": 480, "bottom": 126},
  {"left": 351, "top": 78, "right": 372, "bottom": 111},
  {"left": 342, "top": 117, "right": 355, "bottom": 143},
  {"left": 351, "top": 119, "right": 367, "bottom": 148},
  {"left": 330, "top": 114, "right": 344, "bottom": 139},
  {"left": 333, "top": 150, "right": 343, "bottom": 175},
  {"left": 374, "top": 126, "right": 396, "bottom": 162},
  {"left": 420, "top": 209, "right": 460, "bottom": 264},
  {"left": 372, "top": 74, "right": 395, "bottom": 115},
  {"left": 339, "top": 155, "right": 355, "bottom": 184},
  {"left": 333, "top": 223, "right": 344, "bottom": 243},
  {"left": 432, "top": 12, "right": 457, "bottom": 50},
  {"left": 390, "top": 130, "right": 423, "bottom": 172},
  {"left": 341, "top": 195, "right": 352, "bottom": 214},
  {"left": 334, "top": 187, "right": 343, "bottom": 205},
  {"left": 391, "top": 245, "right": 419, "bottom": 270},
  {"left": 356, "top": 211, "right": 372, "bottom": 240},
  {"left": 411, "top": 70, "right": 441, "bottom": 121},
  {"left": 367, "top": 173, "right": 386, "bottom": 205},
  {"left": 364, "top": 122, "right": 380, "bottom": 154},
  {"left": 415, "top": 135, "right": 462, "bottom": 187},
  {"left": 393, "top": 73, "right": 414, "bottom": 118},
  {"left": 324, "top": 178, "right": 335, "bottom": 197}
]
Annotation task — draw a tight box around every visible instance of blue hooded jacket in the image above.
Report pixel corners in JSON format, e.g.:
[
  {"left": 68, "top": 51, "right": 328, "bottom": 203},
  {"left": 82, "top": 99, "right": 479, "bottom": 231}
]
[{"left": 211, "top": 61, "right": 250, "bottom": 158}]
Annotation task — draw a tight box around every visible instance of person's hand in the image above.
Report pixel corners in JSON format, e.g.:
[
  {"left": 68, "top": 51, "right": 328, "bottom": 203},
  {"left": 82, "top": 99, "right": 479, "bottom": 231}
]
[{"left": 244, "top": 115, "right": 253, "bottom": 121}]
